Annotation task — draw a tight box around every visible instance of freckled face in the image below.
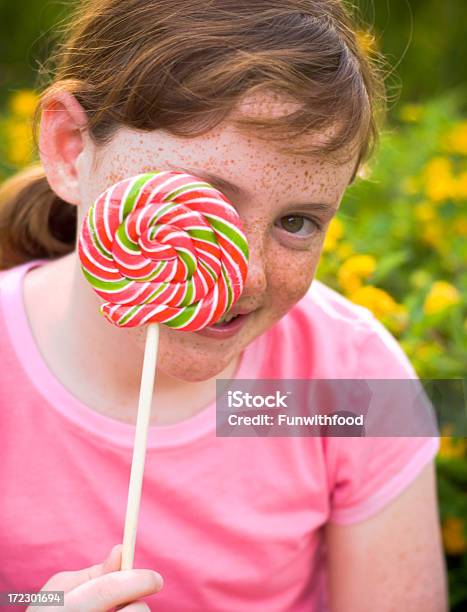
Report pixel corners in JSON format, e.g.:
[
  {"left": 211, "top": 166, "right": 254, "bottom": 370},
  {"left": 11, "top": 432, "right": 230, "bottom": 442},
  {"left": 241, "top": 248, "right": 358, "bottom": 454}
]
[{"left": 77, "top": 92, "right": 358, "bottom": 381}]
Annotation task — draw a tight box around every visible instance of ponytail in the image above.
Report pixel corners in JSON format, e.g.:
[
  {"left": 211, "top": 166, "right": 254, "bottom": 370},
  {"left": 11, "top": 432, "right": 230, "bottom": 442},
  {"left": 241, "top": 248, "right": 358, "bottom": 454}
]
[{"left": 0, "top": 164, "right": 76, "bottom": 270}]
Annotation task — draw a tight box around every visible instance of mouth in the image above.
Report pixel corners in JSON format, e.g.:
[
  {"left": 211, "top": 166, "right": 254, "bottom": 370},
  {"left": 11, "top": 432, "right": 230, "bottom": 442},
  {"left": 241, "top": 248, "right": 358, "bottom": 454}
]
[{"left": 194, "top": 310, "right": 254, "bottom": 339}]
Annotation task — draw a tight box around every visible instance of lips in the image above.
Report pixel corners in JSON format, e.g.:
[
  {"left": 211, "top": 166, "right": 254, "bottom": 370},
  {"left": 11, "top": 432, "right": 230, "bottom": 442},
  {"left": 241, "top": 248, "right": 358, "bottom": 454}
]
[
  {"left": 215, "top": 307, "right": 255, "bottom": 324},
  {"left": 194, "top": 310, "right": 254, "bottom": 339}
]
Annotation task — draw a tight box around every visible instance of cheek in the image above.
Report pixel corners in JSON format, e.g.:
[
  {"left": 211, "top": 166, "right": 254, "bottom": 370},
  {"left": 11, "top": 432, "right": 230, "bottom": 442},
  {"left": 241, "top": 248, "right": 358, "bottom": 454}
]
[{"left": 268, "top": 247, "right": 320, "bottom": 308}]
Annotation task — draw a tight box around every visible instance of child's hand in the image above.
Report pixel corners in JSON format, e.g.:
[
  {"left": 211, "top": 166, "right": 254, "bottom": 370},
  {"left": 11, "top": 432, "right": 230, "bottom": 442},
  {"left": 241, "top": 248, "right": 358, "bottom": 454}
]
[{"left": 26, "top": 544, "right": 163, "bottom": 611}]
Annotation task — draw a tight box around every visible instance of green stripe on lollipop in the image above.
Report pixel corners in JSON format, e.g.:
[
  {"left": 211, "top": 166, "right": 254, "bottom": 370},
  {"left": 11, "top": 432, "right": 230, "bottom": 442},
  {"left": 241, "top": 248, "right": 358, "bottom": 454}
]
[
  {"left": 89, "top": 205, "right": 112, "bottom": 259},
  {"left": 118, "top": 303, "right": 142, "bottom": 327},
  {"left": 123, "top": 174, "right": 158, "bottom": 218},
  {"left": 222, "top": 265, "right": 234, "bottom": 310},
  {"left": 82, "top": 267, "right": 131, "bottom": 291},
  {"left": 178, "top": 278, "right": 195, "bottom": 307},
  {"left": 163, "top": 181, "right": 214, "bottom": 202},
  {"left": 204, "top": 216, "right": 249, "bottom": 261},
  {"left": 162, "top": 302, "right": 198, "bottom": 328},
  {"left": 116, "top": 223, "right": 140, "bottom": 253},
  {"left": 132, "top": 261, "right": 165, "bottom": 282},
  {"left": 198, "top": 259, "right": 218, "bottom": 282},
  {"left": 188, "top": 228, "right": 218, "bottom": 244},
  {"left": 176, "top": 248, "right": 197, "bottom": 277},
  {"left": 143, "top": 282, "right": 169, "bottom": 304}
]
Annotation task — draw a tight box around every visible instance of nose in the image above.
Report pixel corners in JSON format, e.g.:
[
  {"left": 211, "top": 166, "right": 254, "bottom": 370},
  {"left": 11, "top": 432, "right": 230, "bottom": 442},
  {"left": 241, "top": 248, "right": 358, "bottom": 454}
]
[{"left": 240, "top": 235, "right": 267, "bottom": 300}]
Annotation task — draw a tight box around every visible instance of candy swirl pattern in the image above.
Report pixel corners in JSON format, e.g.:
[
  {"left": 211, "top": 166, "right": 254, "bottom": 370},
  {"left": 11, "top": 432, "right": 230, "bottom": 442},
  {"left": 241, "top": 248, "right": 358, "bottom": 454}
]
[{"left": 78, "top": 171, "right": 249, "bottom": 330}]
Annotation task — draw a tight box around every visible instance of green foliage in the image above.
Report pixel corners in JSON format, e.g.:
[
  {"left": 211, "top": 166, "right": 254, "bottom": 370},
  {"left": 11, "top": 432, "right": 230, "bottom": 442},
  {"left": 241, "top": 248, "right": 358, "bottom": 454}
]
[
  {"left": 318, "top": 95, "right": 466, "bottom": 378},
  {"left": 354, "top": 0, "right": 467, "bottom": 114},
  {"left": 0, "top": 0, "right": 72, "bottom": 105},
  {"left": 317, "top": 95, "right": 467, "bottom": 610},
  {"left": 1, "top": 0, "right": 467, "bottom": 110}
]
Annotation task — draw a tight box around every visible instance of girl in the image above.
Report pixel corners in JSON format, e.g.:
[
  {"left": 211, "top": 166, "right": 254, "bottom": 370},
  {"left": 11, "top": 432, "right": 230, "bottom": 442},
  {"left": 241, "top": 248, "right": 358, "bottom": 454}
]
[{"left": 0, "top": 1, "right": 447, "bottom": 610}]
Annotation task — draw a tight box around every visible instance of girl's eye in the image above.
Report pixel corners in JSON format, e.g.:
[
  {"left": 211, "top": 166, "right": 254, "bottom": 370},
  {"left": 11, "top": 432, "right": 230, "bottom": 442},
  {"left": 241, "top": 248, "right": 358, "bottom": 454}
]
[{"left": 277, "top": 215, "right": 320, "bottom": 237}]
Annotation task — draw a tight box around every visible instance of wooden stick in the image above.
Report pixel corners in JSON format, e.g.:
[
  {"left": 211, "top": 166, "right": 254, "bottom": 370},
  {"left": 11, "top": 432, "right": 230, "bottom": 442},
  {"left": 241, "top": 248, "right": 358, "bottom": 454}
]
[{"left": 120, "top": 322, "right": 159, "bottom": 570}]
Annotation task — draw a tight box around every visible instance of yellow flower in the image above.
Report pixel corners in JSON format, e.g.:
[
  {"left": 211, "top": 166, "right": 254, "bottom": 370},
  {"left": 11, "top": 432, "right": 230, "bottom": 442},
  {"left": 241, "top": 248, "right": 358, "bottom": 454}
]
[
  {"left": 413, "top": 202, "right": 446, "bottom": 249},
  {"left": 420, "top": 224, "right": 445, "bottom": 251},
  {"left": 409, "top": 269, "right": 432, "bottom": 289},
  {"left": 414, "top": 201, "right": 437, "bottom": 222},
  {"left": 452, "top": 216, "right": 467, "bottom": 236},
  {"left": 424, "top": 157, "right": 456, "bottom": 202},
  {"left": 442, "top": 517, "right": 467, "bottom": 555},
  {"left": 385, "top": 305, "right": 409, "bottom": 335},
  {"left": 423, "top": 281, "right": 461, "bottom": 315},
  {"left": 414, "top": 341, "right": 443, "bottom": 363},
  {"left": 322, "top": 217, "right": 344, "bottom": 253},
  {"left": 336, "top": 240, "right": 353, "bottom": 260},
  {"left": 8, "top": 89, "right": 39, "bottom": 118},
  {"left": 399, "top": 339, "right": 417, "bottom": 359},
  {"left": 453, "top": 171, "right": 467, "bottom": 201},
  {"left": 438, "top": 425, "right": 466, "bottom": 459},
  {"left": 6, "top": 120, "right": 35, "bottom": 166},
  {"left": 399, "top": 104, "right": 424, "bottom": 123},
  {"left": 356, "top": 30, "right": 377, "bottom": 56},
  {"left": 443, "top": 121, "right": 467, "bottom": 155},
  {"left": 337, "top": 254, "right": 376, "bottom": 294},
  {"left": 401, "top": 176, "right": 420, "bottom": 195},
  {"left": 347, "top": 285, "right": 405, "bottom": 323}
]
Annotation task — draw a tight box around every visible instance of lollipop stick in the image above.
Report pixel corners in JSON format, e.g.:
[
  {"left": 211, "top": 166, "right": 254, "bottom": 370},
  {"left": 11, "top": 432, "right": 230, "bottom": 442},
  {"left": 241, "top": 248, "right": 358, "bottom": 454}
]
[{"left": 120, "top": 322, "right": 159, "bottom": 570}]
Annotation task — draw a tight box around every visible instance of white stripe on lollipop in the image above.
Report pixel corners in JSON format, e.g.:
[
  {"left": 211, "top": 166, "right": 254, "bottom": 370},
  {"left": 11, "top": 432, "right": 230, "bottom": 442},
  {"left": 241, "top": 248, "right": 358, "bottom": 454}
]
[
  {"left": 180, "top": 195, "right": 237, "bottom": 216},
  {"left": 80, "top": 239, "right": 117, "bottom": 275},
  {"left": 115, "top": 281, "right": 155, "bottom": 305},
  {"left": 117, "top": 178, "right": 137, "bottom": 225}
]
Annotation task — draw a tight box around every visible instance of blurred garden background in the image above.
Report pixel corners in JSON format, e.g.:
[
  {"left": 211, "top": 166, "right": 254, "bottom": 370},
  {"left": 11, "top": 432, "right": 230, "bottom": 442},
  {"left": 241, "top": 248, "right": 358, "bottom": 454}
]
[{"left": 0, "top": 0, "right": 466, "bottom": 608}]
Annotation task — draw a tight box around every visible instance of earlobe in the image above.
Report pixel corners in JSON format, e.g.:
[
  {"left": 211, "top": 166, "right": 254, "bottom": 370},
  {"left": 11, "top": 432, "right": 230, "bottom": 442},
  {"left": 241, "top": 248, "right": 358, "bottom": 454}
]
[{"left": 39, "top": 91, "right": 89, "bottom": 206}]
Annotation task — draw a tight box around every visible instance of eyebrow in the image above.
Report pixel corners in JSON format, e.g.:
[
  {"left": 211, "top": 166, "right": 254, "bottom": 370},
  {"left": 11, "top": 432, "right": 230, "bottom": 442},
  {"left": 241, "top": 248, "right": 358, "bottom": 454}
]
[{"left": 167, "top": 164, "right": 338, "bottom": 216}]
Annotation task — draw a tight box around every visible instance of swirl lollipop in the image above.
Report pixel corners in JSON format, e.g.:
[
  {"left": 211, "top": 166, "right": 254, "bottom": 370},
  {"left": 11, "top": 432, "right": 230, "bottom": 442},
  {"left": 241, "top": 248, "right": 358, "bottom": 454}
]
[
  {"left": 78, "top": 171, "right": 249, "bottom": 330},
  {"left": 78, "top": 171, "right": 249, "bottom": 571}
]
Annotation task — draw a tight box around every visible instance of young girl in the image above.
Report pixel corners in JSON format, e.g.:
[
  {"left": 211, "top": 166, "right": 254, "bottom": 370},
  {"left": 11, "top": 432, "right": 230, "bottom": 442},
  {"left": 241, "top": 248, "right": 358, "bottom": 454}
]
[{"left": 0, "top": 1, "right": 447, "bottom": 610}]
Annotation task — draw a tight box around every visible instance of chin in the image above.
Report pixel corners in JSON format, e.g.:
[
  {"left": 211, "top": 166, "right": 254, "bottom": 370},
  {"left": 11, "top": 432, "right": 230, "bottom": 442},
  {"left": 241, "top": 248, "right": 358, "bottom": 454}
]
[
  {"left": 132, "top": 325, "right": 243, "bottom": 382},
  {"left": 158, "top": 359, "right": 230, "bottom": 383}
]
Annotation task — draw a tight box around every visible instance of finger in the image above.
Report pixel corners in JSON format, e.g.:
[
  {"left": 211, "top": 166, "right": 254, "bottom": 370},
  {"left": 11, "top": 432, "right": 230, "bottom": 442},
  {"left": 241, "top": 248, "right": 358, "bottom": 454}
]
[
  {"left": 118, "top": 602, "right": 150, "bottom": 612},
  {"left": 101, "top": 544, "right": 123, "bottom": 573},
  {"left": 64, "top": 569, "right": 163, "bottom": 612},
  {"left": 40, "top": 545, "right": 123, "bottom": 592}
]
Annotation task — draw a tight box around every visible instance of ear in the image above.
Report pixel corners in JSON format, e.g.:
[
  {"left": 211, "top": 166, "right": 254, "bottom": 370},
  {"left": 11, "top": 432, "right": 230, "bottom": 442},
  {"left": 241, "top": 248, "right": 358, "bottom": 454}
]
[{"left": 39, "top": 91, "right": 89, "bottom": 205}]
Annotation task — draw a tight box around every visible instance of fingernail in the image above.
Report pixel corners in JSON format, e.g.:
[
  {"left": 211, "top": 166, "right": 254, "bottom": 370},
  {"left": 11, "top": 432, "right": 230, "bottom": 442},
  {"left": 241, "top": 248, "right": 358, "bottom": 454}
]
[
  {"left": 151, "top": 570, "right": 164, "bottom": 590},
  {"left": 107, "top": 544, "right": 120, "bottom": 559}
]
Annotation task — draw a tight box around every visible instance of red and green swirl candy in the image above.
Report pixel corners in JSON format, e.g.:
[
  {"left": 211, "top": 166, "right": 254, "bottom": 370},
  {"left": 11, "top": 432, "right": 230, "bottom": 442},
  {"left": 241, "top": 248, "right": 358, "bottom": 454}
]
[{"left": 78, "top": 171, "right": 249, "bottom": 330}]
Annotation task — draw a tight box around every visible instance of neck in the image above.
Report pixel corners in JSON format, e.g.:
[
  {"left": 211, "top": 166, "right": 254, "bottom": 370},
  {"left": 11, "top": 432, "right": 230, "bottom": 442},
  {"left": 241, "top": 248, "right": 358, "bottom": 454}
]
[{"left": 25, "top": 253, "right": 239, "bottom": 425}]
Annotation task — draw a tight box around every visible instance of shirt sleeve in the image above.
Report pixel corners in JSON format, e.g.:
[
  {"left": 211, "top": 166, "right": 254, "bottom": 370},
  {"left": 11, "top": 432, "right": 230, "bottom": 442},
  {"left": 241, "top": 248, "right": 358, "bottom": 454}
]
[{"left": 326, "top": 315, "right": 440, "bottom": 525}]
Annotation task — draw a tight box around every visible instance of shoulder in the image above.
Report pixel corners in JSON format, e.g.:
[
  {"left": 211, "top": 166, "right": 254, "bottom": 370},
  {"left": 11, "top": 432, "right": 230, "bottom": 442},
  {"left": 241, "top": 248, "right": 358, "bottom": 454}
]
[
  {"left": 0, "top": 260, "right": 48, "bottom": 360},
  {"left": 276, "top": 279, "right": 415, "bottom": 379},
  {"left": 0, "top": 260, "right": 43, "bottom": 292},
  {"left": 308, "top": 279, "right": 377, "bottom": 324},
  {"left": 290, "top": 279, "right": 381, "bottom": 337}
]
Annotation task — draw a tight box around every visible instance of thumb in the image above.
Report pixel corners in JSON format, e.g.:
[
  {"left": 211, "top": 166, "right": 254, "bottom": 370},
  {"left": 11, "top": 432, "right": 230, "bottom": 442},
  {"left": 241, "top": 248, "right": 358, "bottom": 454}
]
[
  {"left": 42, "top": 545, "right": 124, "bottom": 593},
  {"left": 80, "top": 544, "right": 123, "bottom": 580},
  {"left": 101, "top": 544, "right": 123, "bottom": 574}
]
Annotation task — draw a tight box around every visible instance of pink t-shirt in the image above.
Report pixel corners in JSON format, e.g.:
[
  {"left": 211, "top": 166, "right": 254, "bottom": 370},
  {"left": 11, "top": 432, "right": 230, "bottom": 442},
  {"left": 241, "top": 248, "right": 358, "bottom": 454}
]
[{"left": 0, "top": 260, "right": 439, "bottom": 611}]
